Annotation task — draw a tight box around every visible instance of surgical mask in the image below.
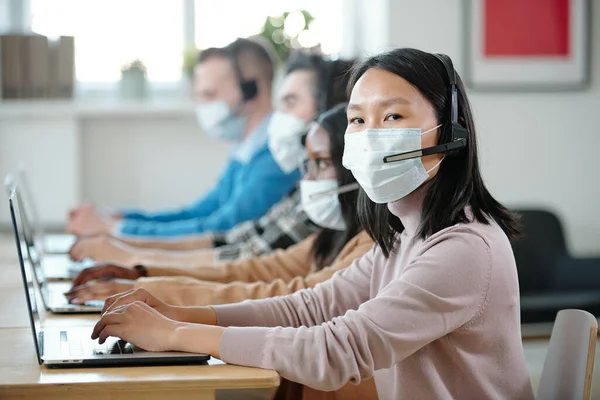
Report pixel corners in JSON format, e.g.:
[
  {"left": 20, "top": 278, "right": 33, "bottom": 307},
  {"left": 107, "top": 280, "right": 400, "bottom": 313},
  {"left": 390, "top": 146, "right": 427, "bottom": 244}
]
[
  {"left": 342, "top": 125, "right": 443, "bottom": 204},
  {"left": 300, "top": 179, "right": 359, "bottom": 231},
  {"left": 195, "top": 101, "right": 245, "bottom": 142},
  {"left": 267, "top": 111, "right": 309, "bottom": 173}
]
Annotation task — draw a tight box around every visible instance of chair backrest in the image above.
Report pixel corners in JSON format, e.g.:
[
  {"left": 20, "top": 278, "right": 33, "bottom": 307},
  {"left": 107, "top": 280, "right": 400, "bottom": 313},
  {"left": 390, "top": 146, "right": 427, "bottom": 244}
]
[
  {"left": 537, "top": 309, "right": 597, "bottom": 400},
  {"left": 511, "top": 209, "right": 568, "bottom": 293}
]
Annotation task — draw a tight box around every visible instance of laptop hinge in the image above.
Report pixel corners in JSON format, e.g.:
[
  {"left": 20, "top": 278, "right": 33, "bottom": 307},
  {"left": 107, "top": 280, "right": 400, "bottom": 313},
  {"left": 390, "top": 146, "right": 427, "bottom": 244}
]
[{"left": 38, "top": 331, "right": 44, "bottom": 358}]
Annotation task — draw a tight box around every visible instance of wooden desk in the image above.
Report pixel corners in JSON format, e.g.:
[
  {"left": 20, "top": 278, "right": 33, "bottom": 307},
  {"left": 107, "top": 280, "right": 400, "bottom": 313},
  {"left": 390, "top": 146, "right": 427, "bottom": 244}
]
[
  {"left": 0, "top": 237, "right": 279, "bottom": 399},
  {"left": 0, "top": 328, "right": 278, "bottom": 400}
]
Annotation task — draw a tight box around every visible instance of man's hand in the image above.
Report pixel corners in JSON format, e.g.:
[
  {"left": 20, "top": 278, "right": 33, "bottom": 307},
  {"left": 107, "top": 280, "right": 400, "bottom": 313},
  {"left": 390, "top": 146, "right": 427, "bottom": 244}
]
[
  {"left": 72, "top": 264, "right": 142, "bottom": 287},
  {"left": 69, "top": 235, "right": 136, "bottom": 266}
]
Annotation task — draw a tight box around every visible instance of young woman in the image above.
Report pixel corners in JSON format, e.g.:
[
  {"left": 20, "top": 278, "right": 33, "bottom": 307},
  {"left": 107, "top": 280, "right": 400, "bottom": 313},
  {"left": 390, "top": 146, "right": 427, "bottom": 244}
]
[
  {"left": 67, "top": 54, "right": 355, "bottom": 268},
  {"left": 90, "top": 49, "right": 534, "bottom": 399}
]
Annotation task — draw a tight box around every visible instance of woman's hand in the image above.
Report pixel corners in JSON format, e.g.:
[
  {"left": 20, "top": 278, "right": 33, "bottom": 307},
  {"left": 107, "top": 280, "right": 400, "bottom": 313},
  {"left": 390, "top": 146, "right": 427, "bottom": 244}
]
[
  {"left": 92, "top": 301, "right": 182, "bottom": 352},
  {"left": 69, "top": 235, "right": 136, "bottom": 265},
  {"left": 63, "top": 279, "right": 135, "bottom": 304},
  {"left": 92, "top": 289, "right": 224, "bottom": 356},
  {"left": 103, "top": 288, "right": 218, "bottom": 324},
  {"left": 72, "top": 264, "right": 142, "bottom": 287}
]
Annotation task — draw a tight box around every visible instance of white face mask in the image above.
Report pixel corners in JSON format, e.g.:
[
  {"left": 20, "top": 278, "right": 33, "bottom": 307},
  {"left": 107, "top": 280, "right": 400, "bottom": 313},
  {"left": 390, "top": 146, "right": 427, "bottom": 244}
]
[
  {"left": 267, "top": 111, "right": 309, "bottom": 173},
  {"left": 300, "top": 179, "right": 347, "bottom": 231},
  {"left": 195, "top": 101, "right": 245, "bottom": 142},
  {"left": 342, "top": 125, "right": 443, "bottom": 204}
]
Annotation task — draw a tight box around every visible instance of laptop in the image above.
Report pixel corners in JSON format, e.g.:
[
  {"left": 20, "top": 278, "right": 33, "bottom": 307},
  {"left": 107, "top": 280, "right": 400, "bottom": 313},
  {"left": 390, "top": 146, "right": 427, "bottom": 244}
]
[
  {"left": 9, "top": 189, "right": 210, "bottom": 367},
  {"left": 9, "top": 187, "right": 104, "bottom": 313},
  {"left": 16, "top": 167, "right": 76, "bottom": 254},
  {"left": 4, "top": 174, "right": 90, "bottom": 281}
]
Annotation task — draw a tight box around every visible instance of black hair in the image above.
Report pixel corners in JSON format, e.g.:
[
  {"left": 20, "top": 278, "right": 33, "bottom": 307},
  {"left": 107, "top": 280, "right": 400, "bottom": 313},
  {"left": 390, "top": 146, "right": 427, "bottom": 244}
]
[
  {"left": 308, "top": 103, "right": 361, "bottom": 269},
  {"left": 197, "top": 37, "right": 276, "bottom": 82},
  {"left": 285, "top": 52, "right": 355, "bottom": 114},
  {"left": 348, "top": 48, "right": 520, "bottom": 257}
]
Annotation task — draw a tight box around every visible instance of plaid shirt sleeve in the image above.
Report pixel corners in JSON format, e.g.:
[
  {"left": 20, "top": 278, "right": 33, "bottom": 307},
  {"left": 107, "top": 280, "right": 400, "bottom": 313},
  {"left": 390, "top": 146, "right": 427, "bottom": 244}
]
[{"left": 212, "top": 190, "right": 318, "bottom": 261}]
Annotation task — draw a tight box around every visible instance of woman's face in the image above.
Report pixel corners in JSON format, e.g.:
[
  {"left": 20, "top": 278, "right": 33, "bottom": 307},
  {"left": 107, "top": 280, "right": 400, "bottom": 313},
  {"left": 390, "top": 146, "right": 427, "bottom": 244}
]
[
  {"left": 346, "top": 67, "right": 443, "bottom": 178},
  {"left": 303, "top": 125, "right": 336, "bottom": 182}
]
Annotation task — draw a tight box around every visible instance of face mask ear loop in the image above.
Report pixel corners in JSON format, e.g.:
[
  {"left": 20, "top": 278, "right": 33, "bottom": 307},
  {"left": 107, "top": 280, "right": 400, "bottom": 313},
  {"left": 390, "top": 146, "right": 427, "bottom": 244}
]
[
  {"left": 425, "top": 156, "right": 445, "bottom": 174},
  {"left": 420, "top": 123, "right": 443, "bottom": 136}
]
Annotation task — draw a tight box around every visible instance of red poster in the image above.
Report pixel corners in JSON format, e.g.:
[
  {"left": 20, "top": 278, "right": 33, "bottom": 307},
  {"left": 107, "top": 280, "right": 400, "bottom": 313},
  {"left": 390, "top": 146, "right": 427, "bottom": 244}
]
[{"left": 484, "top": 0, "right": 570, "bottom": 57}]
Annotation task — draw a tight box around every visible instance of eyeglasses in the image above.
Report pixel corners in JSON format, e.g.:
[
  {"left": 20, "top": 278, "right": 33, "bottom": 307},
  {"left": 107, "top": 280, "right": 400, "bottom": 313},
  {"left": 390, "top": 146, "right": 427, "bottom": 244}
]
[{"left": 301, "top": 157, "right": 334, "bottom": 178}]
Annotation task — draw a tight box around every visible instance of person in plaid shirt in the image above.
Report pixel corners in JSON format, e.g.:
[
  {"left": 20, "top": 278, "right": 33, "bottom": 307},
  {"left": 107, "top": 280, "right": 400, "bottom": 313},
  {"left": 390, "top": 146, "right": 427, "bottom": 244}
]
[
  {"left": 68, "top": 52, "right": 356, "bottom": 266},
  {"left": 210, "top": 188, "right": 314, "bottom": 261}
]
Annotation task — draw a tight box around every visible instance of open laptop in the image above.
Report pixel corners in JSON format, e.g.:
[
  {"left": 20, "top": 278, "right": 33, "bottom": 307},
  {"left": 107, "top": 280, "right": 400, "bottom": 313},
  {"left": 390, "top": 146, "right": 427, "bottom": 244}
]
[
  {"left": 9, "top": 187, "right": 103, "bottom": 313},
  {"left": 4, "top": 174, "right": 91, "bottom": 281},
  {"left": 10, "top": 189, "right": 210, "bottom": 367},
  {"left": 16, "top": 167, "right": 76, "bottom": 254}
]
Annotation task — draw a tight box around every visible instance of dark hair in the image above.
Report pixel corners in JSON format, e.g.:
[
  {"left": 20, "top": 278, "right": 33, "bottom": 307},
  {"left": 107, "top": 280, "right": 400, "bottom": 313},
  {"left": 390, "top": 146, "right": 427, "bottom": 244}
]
[
  {"left": 198, "top": 37, "right": 276, "bottom": 82},
  {"left": 348, "top": 48, "right": 520, "bottom": 257},
  {"left": 308, "top": 103, "right": 361, "bottom": 269},
  {"left": 285, "top": 52, "right": 355, "bottom": 114}
]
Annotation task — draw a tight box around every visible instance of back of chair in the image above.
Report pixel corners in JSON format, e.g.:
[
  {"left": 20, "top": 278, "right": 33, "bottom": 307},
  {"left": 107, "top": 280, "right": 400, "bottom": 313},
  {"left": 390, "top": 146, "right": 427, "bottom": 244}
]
[
  {"left": 537, "top": 309, "right": 597, "bottom": 400},
  {"left": 511, "top": 209, "right": 568, "bottom": 293}
]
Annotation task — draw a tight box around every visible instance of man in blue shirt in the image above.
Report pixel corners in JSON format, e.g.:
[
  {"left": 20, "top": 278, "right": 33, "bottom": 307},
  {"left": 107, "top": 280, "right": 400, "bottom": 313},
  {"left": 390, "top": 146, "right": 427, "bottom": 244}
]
[{"left": 67, "top": 38, "right": 300, "bottom": 238}]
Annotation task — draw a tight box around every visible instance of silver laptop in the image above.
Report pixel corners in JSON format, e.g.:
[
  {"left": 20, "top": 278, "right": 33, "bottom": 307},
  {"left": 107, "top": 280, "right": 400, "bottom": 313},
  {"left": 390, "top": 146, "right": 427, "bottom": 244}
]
[
  {"left": 8, "top": 187, "right": 104, "bottom": 313},
  {"left": 4, "top": 174, "right": 88, "bottom": 281},
  {"left": 9, "top": 190, "right": 210, "bottom": 367},
  {"left": 16, "top": 167, "right": 76, "bottom": 254}
]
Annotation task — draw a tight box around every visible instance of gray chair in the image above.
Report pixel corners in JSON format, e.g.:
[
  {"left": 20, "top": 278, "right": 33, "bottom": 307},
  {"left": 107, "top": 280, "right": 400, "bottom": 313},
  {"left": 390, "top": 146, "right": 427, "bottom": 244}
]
[{"left": 537, "top": 309, "right": 597, "bottom": 400}]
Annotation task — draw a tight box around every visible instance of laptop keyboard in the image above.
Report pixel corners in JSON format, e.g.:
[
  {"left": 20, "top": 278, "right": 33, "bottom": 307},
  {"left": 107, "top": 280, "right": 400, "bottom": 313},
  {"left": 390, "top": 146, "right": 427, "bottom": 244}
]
[{"left": 61, "top": 331, "right": 136, "bottom": 357}]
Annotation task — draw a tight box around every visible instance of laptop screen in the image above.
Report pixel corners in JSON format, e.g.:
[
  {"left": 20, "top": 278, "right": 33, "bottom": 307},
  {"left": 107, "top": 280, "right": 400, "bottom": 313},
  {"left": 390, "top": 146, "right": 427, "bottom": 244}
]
[
  {"left": 9, "top": 184, "right": 47, "bottom": 282},
  {"left": 9, "top": 189, "right": 43, "bottom": 365}
]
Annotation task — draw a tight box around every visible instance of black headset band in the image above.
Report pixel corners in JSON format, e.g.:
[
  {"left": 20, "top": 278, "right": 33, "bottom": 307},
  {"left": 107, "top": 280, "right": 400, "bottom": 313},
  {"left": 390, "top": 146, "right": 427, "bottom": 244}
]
[
  {"left": 224, "top": 39, "right": 259, "bottom": 102},
  {"left": 432, "top": 53, "right": 459, "bottom": 125}
]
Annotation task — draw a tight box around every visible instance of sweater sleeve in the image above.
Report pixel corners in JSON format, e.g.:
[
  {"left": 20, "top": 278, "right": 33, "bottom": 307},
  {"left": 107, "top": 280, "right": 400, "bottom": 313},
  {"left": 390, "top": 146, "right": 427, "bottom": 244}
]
[
  {"left": 144, "top": 235, "right": 316, "bottom": 284},
  {"left": 215, "top": 229, "right": 493, "bottom": 392},
  {"left": 134, "top": 232, "right": 374, "bottom": 306},
  {"left": 119, "top": 162, "right": 235, "bottom": 224}
]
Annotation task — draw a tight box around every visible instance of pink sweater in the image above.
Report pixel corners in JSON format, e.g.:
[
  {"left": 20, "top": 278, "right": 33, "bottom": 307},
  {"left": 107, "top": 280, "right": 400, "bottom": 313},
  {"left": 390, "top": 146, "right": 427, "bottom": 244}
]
[{"left": 213, "top": 190, "right": 534, "bottom": 399}]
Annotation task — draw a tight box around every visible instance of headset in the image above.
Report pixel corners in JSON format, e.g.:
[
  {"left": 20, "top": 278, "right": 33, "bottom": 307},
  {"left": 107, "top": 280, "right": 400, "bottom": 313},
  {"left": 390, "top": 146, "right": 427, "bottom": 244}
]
[
  {"left": 225, "top": 39, "right": 261, "bottom": 102},
  {"left": 383, "top": 53, "right": 468, "bottom": 164}
]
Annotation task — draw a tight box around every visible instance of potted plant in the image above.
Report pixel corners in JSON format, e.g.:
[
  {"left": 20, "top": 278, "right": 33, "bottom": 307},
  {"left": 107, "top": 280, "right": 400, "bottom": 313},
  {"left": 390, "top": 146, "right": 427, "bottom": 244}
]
[
  {"left": 182, "top": 47, "right": 198, "bottom": 80},
  {"left": 119, "top": 59, "right": 147, "bottom": 100}
]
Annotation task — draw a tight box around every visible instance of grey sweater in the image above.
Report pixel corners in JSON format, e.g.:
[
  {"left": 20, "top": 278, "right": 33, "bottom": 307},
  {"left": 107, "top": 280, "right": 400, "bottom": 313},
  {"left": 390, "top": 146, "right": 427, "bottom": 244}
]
[{"left": 213, "top": 190, "right": 534, "bottom": 399}]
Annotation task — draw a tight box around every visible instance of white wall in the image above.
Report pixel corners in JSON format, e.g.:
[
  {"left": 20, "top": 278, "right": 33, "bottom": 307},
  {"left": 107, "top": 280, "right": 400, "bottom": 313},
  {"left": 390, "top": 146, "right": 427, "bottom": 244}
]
[
  {"left": 80, "top": 115, "right": 230, "bottom": 210},
  {"left": 366, "top": 0, "right": 599, "bottom": 256},
  {"left": 0, "top": 0, "right": 10, "bottom": 31}
]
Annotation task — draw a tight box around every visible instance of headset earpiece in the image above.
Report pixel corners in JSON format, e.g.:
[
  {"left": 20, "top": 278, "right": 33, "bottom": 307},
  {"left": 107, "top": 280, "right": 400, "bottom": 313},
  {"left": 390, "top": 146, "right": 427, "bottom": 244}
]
[
  {"left": 382, "top": 53, "right": 468, "bottom": 164},
  {"left": 240, "top": 80, "right": 258, "bottom": 101},
  {"left": 227, "top": 39, "right": 259, "bottom": 103}
]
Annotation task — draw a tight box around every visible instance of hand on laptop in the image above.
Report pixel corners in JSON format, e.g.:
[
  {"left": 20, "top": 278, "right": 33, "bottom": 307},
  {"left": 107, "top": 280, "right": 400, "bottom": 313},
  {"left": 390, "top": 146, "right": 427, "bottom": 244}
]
[
  {"left": 93, "top": 288, "right": 223, "bottom": 355},
  {"left": 68, "top": 203, "right": 123, "bottom": 222},
  {"left": 92, "top": 299, "right": 182, "bottom": 352},
  {"left": 66, "top": 206, "right": 118, "bottom": 237},
  {"left": 69, "top": 235, "right": 136, "bottom": 265},
  {"left": 72, "top": 263, "right": 143, "bottom": 287},
  {"left": 64, "top": 279, "right": 135, "bottom": 304}
]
